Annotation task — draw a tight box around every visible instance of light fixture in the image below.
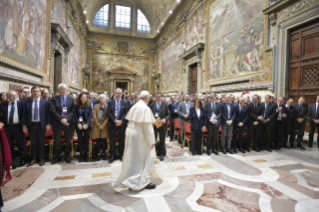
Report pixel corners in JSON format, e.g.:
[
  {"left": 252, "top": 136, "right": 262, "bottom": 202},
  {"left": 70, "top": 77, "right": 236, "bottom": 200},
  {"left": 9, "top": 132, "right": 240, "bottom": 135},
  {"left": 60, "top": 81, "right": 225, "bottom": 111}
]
[
  {"left": 169, "top": 10, "right": 172, "bottom": 14},
  {"left": 84, "top": 10, "right": 87, "bottom": 14},
  {"left": 161, "top": 22, "right": 164, "bottom": 25},
  {"left": 177, "top": 0, "right": 180, "bottom": 2},
  {"left": 86, "top": 20, "right": 89, "bottom": 23},
  {"left": 157, "top": 30, "right": 160, "bottom": 33}
]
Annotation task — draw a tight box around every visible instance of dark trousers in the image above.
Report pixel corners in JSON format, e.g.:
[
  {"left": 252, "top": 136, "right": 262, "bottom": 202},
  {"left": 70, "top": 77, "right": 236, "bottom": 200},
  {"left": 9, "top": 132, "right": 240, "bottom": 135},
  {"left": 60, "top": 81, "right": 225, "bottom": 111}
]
[
  {"left": 169, "top": 117, "right": 177, "bottom": 140},
  {"left": 261, "top": 122, "right": 272, "bottom": 149},
  {"left": 233, "top": 123, "right": 245, "bottom": 149},
  {"left": 155, "top": 126, "right": 166, "bottom": 156},
  {"left": 29, "top": 123, "right": 46, "bottom": 160},
  {"left": 206, "top": 123, "right": 219, "bottom": 151},
  {"left": 282, "top": 120, "right": 291, "bottom": 146},
  {"left": 109, "top": 127, "right": 125, "bottom": 157},
  {"left": 246, "top": 122, "right": 261, "bottom": 149},
  {"left": 5, "top": 123, "right": 26, "bottom": 158},
  {"left": 309, "top": 122, "right": 319, "bottom": 147},
  {"left": 75, "top": 127, "right": 90, "bottom": 154},
  {"left": 272, "top": 121, "right": 283, "bottom": 148},
  {"left": 52, "top": 124, "right": 73, "bottom": 158},
  {"left": 191, "top": 129, "right": 202, "bottom": 155},
  {"left": 289, "top": 121, "right": 306, "bottom": 145},
  {"left": 96, "top": 138, "right": 107, "bottom": 154}
]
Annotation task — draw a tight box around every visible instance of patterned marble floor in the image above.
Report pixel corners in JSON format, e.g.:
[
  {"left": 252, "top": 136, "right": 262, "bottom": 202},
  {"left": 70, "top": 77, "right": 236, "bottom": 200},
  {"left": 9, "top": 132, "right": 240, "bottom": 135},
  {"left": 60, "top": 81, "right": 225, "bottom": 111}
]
[{"left": 1, "top": 139, "right": 319, "bottom": 212}]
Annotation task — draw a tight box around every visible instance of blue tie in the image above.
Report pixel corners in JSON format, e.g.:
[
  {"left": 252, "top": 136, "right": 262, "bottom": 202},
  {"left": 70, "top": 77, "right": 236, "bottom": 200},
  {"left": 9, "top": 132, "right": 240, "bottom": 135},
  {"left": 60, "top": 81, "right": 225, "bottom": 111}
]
[
  {"left": 265, "top": 104, "right": 269, "bottom": 119},
  {"left": 34, "top": 100, "right": 39, "bottom": 121},
  {"left": 116, "top": 101, "right": 120, "bottom": 118}
]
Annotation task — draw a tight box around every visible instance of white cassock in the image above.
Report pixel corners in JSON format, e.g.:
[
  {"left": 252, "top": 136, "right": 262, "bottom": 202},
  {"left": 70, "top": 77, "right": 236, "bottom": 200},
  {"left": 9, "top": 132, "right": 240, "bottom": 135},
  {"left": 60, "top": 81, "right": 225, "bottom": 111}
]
[{"left": 113, "top": 99, "right": 156, "bottom": 190}]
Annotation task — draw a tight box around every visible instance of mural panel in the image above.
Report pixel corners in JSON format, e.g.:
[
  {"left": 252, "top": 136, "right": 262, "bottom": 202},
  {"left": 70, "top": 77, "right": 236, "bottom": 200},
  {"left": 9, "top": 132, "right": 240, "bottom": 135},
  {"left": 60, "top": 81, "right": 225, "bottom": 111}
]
[
  {"left": 184, "top": 5, "right": 205, "bottom": 51},
  {"left": 0, "top": 0, "right": 48, "bottom": 72},
  {"left": 51, "top": 0, "right": 67, "bottom": 32},
  {"left": 68, "top": 17, "right": 81, "bottom": 87},
  {"left": 162, "top": 34, "right": 182, "bottom": 91},
  {"left": 156, "top": 49, "right": 162, "bottom": 74},
  {"left": 207, "top": 0, "right": 264, "bottom": 80}
]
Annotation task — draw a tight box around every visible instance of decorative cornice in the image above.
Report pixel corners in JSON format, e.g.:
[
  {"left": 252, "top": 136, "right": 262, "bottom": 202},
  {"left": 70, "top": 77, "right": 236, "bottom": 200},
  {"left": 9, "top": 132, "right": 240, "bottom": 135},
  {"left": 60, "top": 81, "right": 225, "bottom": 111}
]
[
  {"left": 107, "top": 66, "right": 137, "bottom": 75},
  {"left": 51, "top": 23, "right": 74, "bottom": 49},
  {"left": 179, "top": 43, "right": 205, "bottom": 60},
  {"left": 263, "top": 0, "right": 299, "bottom": 15}
]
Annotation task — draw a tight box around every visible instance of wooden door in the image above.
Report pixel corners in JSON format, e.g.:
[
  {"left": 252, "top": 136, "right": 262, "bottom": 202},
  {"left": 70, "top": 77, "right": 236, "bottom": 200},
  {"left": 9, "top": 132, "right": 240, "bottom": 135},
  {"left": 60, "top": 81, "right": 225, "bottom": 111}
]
[
  {"left": 116, "top": 82, "right": 128, "bottom": 93},
  {"left": 190, "top": 66, "right": 197, "bottom": 95},
  {"left": 288, "top": 21, "right": 319, "bottom": 131}
]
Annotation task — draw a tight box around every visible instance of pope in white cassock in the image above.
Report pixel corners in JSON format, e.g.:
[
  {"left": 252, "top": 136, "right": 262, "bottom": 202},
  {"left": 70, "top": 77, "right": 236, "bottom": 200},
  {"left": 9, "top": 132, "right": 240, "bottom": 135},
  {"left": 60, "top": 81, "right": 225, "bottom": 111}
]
[{"left": 113, "top": 91, "right": 157, "bottom": 190}]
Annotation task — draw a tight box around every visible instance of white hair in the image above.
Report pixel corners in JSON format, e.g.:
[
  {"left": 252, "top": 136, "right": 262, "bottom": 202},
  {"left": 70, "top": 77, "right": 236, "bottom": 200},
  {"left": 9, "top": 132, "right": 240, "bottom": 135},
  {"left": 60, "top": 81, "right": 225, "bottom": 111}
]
[
  {"left": 98, "top": 94, "right": 107, "bottom": 100},
  {"left": 115, "top": 88, "right": 122, "bottom": 92},
  {"left": 58, "top": 83, "right": 67, "bottom": 89},
  {"left": 140, "top": 91, "right": 150, "bottom": 99}
]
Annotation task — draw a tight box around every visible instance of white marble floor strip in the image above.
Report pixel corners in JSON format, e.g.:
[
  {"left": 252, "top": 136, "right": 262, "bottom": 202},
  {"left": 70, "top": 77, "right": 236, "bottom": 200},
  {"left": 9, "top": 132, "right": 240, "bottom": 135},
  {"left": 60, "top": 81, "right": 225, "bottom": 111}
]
[
  {"left": 61, "top": 193, "right": 93, "bottom": 200},
  {"left": 88, "top": 193, "right": 125, "bottom": 212},
  {"left": 265, "top": 181, "right": 311, "bottom": 201},
  {"left": 35, "top": 197, "right": 65, "bottom": 212},
  {"left": 49, "top": 176, "right": 112, "bottom": 188},
  {"left": 143, "top": 196, "right": 172, "bottom": 212},
  {"left": 57, "top": 167, "right": 112, "bottom": 176}
]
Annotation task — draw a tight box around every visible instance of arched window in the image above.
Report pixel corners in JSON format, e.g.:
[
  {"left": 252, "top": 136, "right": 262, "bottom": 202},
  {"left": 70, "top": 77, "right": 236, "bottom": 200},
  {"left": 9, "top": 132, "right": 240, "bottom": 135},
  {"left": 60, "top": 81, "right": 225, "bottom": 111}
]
[
  {"left": 137, "top": 9, "right": 150, "bottom": 34},
  {"left": 93, "top": 4, "right": 109, "bottom": 28}
]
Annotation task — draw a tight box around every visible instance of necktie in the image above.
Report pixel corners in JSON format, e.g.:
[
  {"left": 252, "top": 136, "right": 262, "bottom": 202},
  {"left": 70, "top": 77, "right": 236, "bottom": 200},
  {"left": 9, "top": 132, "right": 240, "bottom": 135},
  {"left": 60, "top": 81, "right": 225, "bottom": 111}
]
[
  {"left": 299, "top": 104, "right": 303, "bottom": 113},
  {"left": 316, "top": 104, "right": 319, "bottom": 119},
  {"left": 212, "top": 102, "right": 215, "bottom": 112},
  {"left": 116, "top": 101, "right": 120, "bottom": 118},
  {"left": 33, "top": 100, "right": 39, "bottom": 121},
  {"left": 265, "top": 104, "right": 269, "bottom": 119},
  {"left": 9, "top": 102, "right": 15, "bottom": 126}
]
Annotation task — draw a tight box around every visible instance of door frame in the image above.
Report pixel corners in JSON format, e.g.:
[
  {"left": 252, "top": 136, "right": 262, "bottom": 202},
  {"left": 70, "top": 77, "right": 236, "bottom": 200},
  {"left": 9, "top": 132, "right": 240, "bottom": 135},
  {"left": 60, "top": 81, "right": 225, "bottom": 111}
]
[{"left": 114, "top": 79, "right": 130, "bottom": 94}]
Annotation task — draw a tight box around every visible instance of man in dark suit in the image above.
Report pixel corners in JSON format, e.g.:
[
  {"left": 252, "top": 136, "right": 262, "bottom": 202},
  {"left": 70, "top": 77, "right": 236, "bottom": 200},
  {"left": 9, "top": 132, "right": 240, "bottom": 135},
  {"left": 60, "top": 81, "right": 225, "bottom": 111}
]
[
  {"left": 308, "top": 94, "right": 319, "bottom": 148},
  {"left": 220, "top": 94, "right": 236, "bottom": 154},
  {"left": 260, "top": 95, "right": 276, "bottom": 152},
  {"left": 0, "top": 91, "right": 26, "bottom": 166},
  {"left": 271, "top": 97, "right": 287, "bottom": 150},
  {"left": 233, "top": 97, "right": 248, "bottom": 153},
  {"left": 177, "top": 94, "right": 193, "bottom": 147},
  {"left": 282, "top": 98, "right": 294, "bottom": 148},
  {"left": 289, "top": 96, "right": 309, "bottom": 149},
  {"left": 23, "top": 86, "right": 51, "bottom": 167},
  {"left": 169, "top": 96, "right": 179, "bottom": 141},
  {"left": 150, "top": 92, "right": 170, "bottom": 161},
  {"left": 204, "top": 93, "right": 222, "bottom": 155},
  {"left": 51, "top": 84, "right": 76, "bottom": 164},
  {"left": 246, "top": 95, "right": 263, "bottom": 152},
  {"left": 125, "top": 92, "right": 136, "bottom": 112},
  {"left": 107, "top": 88, "right": 128, "bottom": 163}
]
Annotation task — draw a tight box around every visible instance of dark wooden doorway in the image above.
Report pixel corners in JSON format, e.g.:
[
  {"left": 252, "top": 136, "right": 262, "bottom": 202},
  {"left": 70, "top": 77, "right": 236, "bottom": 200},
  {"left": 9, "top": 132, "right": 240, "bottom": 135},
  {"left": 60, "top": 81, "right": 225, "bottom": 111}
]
[
  {"left": 190, "top": 64, "right": 198, "bottom": 95},
  {"left": 288, "top": 21, "right": 319, "bottom": 132},
  {"left": 116, "top": 82, "right": 128, "bottom": 93},
  {"left": 54, "top": 52, "right": 62, "bottom": 93}
]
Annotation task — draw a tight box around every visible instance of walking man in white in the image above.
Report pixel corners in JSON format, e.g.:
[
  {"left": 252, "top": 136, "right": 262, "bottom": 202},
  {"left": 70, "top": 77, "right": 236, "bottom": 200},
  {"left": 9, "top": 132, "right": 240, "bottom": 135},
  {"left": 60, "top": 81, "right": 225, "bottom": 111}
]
[{"left": 113, "top": 91, "right": 157, "bottom": 190}]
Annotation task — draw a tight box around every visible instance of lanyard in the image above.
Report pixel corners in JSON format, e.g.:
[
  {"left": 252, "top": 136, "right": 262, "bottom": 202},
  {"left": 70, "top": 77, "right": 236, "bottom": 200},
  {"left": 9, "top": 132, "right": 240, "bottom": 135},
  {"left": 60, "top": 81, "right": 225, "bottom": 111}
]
[
  {"left": 156, "top": 102, "right": 161, "bottom": 111},
  {"left": 185, "top": 101, "right": 189, "bottom": 110},
  {"left": 60, "top": 95, "right": 67, "bottom": 106}
]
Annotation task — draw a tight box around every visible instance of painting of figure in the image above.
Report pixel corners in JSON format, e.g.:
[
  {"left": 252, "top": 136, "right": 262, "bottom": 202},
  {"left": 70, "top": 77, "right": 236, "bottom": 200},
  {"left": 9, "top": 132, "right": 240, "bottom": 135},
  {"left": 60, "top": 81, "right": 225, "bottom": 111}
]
[
  {"left": 207, "top": 0, "right": 264, "bottom": 80},
  {"left": 52, "top": 0, "right": 67, "bottom": 32},
  {"left": 0, "top": 0, "right": 48, "bottom": 72},
  {"left": 92, "top": 54, "right": 150, "bottom": 92},
  {"left": 162, "top": 34, "right": 182, "bottom": 91},
  {"left": 67, "top": 17, "right": 81, "bottom": 87},
  {"left": 184, "top": 5, "right": 204, "bottom": 51}
]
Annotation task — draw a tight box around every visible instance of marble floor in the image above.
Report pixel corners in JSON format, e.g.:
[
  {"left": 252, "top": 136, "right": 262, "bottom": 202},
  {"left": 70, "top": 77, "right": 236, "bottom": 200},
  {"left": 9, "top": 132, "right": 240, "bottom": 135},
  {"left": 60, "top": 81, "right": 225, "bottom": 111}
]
[{"left": 1, "top": 139, "right": 319, "bottom": 212}]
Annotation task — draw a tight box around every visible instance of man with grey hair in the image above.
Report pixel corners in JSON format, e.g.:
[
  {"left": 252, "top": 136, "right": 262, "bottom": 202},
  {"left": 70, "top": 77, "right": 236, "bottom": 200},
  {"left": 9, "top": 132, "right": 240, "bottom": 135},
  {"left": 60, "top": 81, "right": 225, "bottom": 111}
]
[
  {"left": 114, "top": 90, "right": 157, "bottom": 190},
  {"left": 51, "top": 83, "right": 76, "bottom": 164},
  {"left": 177, "top": 94, "right": 193, "bottom": 147}
]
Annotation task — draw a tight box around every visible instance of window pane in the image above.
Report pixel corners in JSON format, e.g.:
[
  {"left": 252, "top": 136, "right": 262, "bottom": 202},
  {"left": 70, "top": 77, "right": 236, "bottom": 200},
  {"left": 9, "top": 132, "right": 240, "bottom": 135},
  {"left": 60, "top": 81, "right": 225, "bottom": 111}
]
[
  {"left": 115, "top": 5, "right": 131, "bottom": 30},
  {"left": 137, "top": 9, "right": 150, "bottom": 34},
  {"left": 93, "top": 4, "right": 109, "bottom": 28}
]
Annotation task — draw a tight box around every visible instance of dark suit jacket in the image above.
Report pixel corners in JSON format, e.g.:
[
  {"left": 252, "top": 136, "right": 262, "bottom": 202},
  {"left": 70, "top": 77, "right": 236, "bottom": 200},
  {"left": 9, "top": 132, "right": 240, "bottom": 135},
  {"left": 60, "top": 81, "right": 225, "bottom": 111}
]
[
  {"left": 261, "top": 102, "right": 276, "bottom": 123},
  {"left": 189, "top": 107, "right": 207, "bottom": 130},
  {"left": 0, "top": 101, "right": 25, "bottom": 127},
  {"left": 204, "top": 101, "right": 222, "bottom": 126},
  {"left": 90, "top": 100, "right": 97, "bottom": 110},
  {"left": 273, "top": 103, "right": 288, "bottom": 121},
  {"left": 169, "top": 102, "right": 179, "bottom": 119},
  {"left": 50, "top": 95, "right": 76, "bottom": 127},
  {"left": 150, "top": 101, "right": 170, "bottom": 130},
  {"left": 24, "top": 99, "right": 51, "bottom": 130},
  {"left": 309, "top": 103, "right": 318, "bottom": 124},
  {"left": 247, "top": 103, "right": 263, "bottom": 125},
  {"left": 221, "top": 103, "right": 236, "bottom": 125},
  {"left": 75, "top": 106, "right": 93, "bottom": 127},
  {"left": 291, "top": 103, "right": 309, "bottom": 123},
  {"left": 107, "top": 99, "right": 127, "bottom": 128},
  {"left": 234, "top": 104, "right": 248, "bottom": 124},
  {"left": 125, "top": 101, "right": 136, "bottom": 112}
]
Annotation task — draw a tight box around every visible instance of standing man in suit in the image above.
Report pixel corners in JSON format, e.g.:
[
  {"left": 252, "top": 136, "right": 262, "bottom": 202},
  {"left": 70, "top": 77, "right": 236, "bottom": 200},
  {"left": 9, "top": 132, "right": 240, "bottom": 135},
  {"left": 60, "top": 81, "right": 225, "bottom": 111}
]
[
  {"left": 150, "top": 92, "right": 170, "bottom": 161},
  {"left": 282, "top": 98, "right": 294, "bottom": 148},
  {"left": 220, "top": 94, "right": 236, "bottom": 154},
  {"left": 0, "top": 91, "right": 26, "bottom": 166},
  {"left": 260, "top": 95, "right": 276, "bottom": 152},
  {"left": 233, "top": 97, "right": 248, "bottom": 153},
  {"left": 23, "top": 86, "right": 51, "bottom": 167},
  {"left": 177, "top": 94, "right": 193, "bottom": 147},
  {"left": 107, "top": 88, "right": 127, "bottom": 163},
  {"left": 308, "top": 94, "right": 319, "bottom": 148},
  {"left": 246, "top": 95, "right": 263, "bottom": 152},
  {"left": 289, "top": 96, "right": 309, "bottom": 149},
  {"left": 125, "top": 92, "right": 136, "bottom": 112},
  {"left": 271, "top": 97, "right": 287, "bottom": 150},
  {"left": 204, "top": 93, "right": 222, "bottom": 155},
  {"left": 169, "top": 96, "right": 179, "bottom": 141},
  {"left": 51, "top": 84, "right": 76, "bottom": 164}
]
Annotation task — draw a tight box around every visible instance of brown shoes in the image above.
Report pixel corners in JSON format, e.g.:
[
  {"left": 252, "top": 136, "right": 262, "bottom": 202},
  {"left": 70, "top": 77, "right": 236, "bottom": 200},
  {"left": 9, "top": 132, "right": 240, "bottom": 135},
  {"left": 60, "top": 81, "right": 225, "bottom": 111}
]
[
  {"left": 27, "top": 160, "right": 37, "bottom": 167},
  {"left": 39, "top": 159, "right": 45, "bottom": 166}
]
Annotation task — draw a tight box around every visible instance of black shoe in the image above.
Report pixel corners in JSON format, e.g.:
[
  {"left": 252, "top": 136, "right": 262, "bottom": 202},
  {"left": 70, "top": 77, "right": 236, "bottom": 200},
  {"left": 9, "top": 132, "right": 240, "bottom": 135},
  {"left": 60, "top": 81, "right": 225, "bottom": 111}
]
[
  {"left": 233, "top": 149, "right": 237, "bottom": 154},
  {"left": 297, "top": 144, "right": 305, "bottom": 150},
  {"left": 84, "top": 153, "right": 88, "bottom": 162},
  {"left": 145, "top": 183, "right": 156, "bottom": 189},
  {"left": 65, "top": 157, "right": 71, "bottom": 163},
  {"left": 180, "top": 145, "right": 183, "bottom": 149},
  {"left": 245, "top": 148, "right": 250, "bottom": 153},
  {"left": 96, "top": 155, "right": 101, "bottom": 161},
  {"left": 207, "top": 151, "right": 211, "bottom": 156},
  {"left": 253, "top": 148, "right": 260, "bottom": 152},
  {"left": 19, "top": 158, "right": 26, "bottom": 167},
  {"left": 102, "top": 154, "right": 107, "bottom": 160},
  {"left": 226, "top": 149, "right": 233, "bottom": 154},
  {"left": 213, "top": 149, "right": 219, "bottom": 155},
  {"left": 276, "top": 147, "right": 281, "bottom": 151},
  {"left": 51, "top": 157, "right": 61, "bottom": 164},
  {"left": 290, "top": 143, "right": 295, "bottom": 148},
  {"left": 109, "top": 157, "right": 114, "bottom": 163},
  {"left": 308, "top": 145, "right": 313, "bottom": 148},
  {"left": 160, "top": 156, "right": 164, "bottom": 161},
  {"left": 283, "top": 144, "right": 288, "bottom": 148},
  {"left": 120, "top": 156, "right": 123, "bottom": 161},
  {"left": 266, "top": 148, "right": 272, "bottom": 152},
  {"left": 239, "top": 148, "right": 245, "bottom": 153},
  {"left": 79, "top": 154, "right": 83, "bottom": 163},
  {"left": 222, "top": 149, "right": 226, "bottom": 154}
]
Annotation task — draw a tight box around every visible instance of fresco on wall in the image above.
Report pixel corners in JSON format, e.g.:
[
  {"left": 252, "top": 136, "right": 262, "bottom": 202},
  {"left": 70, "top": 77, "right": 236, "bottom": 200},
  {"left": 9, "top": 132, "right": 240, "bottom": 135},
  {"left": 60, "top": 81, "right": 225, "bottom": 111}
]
[
  {"left": 93, "top": 54, "right": 150, "bottom": 92},
  {"left": 162, "top": 34, "right": 182, "bottom": 91},
  {"left": 207, "top": 0, "right": 264, "bottom": 80},
  {"left": 156, "top": 49, "right": 162, "bottom": 74},
  {"left": 67, "top": 17, "right": 81, "bottom": 87},
  {"left": 0, "top": 0, "right": 47, "bottom": 72},
  {"left": 51, "top": 0, "right": 67, "bottom": 32},
  {"left": 184, "top": 5, "right": 204, "bottom": 51}
]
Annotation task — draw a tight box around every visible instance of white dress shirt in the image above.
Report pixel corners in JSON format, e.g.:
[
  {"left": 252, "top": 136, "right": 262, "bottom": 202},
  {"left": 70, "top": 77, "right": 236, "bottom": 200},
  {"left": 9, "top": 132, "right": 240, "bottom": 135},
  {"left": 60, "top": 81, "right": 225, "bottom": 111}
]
[
  {"left": 226, "top": 104, "right": 231, "bottom": 119},
  {"left": 195, "top": 108, "right": 201, "bottom": 119},
  {"left": 32, "top": 98, "right": 41, "bottom": 122},
  {"left": 211, "top": 102, "right": 217, "bottom": 120},
  {"left": 7, "top": 101, "right": 19, "bottom": 124}
]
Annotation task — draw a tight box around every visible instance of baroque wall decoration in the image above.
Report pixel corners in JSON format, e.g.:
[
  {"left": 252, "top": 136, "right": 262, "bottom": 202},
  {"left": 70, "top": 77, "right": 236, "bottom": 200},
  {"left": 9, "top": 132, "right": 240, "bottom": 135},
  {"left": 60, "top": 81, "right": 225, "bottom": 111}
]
[{"left": 51, "top": 0, "right": 67, "bottom": 32}]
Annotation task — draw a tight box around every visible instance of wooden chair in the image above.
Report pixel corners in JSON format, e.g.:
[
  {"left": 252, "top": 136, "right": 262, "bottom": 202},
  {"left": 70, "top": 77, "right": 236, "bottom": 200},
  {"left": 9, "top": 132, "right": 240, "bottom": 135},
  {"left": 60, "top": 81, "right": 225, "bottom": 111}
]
[
  {"left": 44, "top": 128, "right": 54, "bottom": 160},
  {"left": 166, "top": 119, "right": 170, "bottom": 138},
  {"left": 174, "top": 119, "right": 182, "bottom": 142},
  {"left": 183, "top": 122, "right": 204, "bottom": 153}
]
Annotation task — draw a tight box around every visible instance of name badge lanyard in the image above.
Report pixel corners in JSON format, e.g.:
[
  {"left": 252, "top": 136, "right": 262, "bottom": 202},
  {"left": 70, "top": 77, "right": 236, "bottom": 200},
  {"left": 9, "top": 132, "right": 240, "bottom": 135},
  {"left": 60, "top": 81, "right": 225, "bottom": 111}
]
[
  {"left": 185, "top": 102, "right": 189, "bottom": 114},
  {"left": 79, "top": 109, "right": 84, "bottom": 122},
  {"left": 60, "top": 96, "right": 67, "bottom": 118},
  {"left": 115, "top": 101, "right": 120, "bottom": 119},
  {"left": 155, "top": 102, "right": 160, "bottom": 118},
  {"left": 174, "top": 103, "right": 177, "bottom": 113}
]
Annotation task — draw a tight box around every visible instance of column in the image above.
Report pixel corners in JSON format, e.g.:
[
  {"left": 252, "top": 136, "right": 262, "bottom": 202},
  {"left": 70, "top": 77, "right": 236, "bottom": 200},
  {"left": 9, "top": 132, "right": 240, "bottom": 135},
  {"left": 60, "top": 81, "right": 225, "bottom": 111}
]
[
  {"left": 110, "top": 78, "right": 114, "bottom": 94},
  {"left": 130, "top": 79, "right": 134, "bottom": 92}
]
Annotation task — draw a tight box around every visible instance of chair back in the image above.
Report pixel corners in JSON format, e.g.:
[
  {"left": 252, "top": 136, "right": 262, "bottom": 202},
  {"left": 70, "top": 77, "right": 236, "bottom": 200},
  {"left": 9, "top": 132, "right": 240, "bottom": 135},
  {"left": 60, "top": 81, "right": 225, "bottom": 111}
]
[{"left": 174, "top": 119, "right": 181, "bottom": 130}]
